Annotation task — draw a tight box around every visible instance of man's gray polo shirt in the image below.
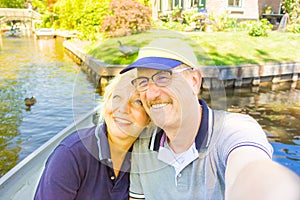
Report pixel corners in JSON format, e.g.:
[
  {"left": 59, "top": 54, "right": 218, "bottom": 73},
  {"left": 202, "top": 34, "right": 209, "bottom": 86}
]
[{"left": 130, "top": 99, "right": 273, "bottom": 200}]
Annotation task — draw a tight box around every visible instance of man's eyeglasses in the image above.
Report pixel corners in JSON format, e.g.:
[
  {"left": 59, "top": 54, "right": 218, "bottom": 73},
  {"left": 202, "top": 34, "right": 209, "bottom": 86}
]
[{"left": 131, "top": 67, "right": 192, "bottom": 92}]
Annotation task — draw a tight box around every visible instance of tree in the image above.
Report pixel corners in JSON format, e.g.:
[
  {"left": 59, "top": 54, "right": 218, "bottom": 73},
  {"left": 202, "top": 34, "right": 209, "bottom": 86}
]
[
  {"left": 282, "top": 0, "right": 300, "bottom": 14},
  {"left": 101, "top": 0, "right": 151, "bottom": 37},
  {"left": 0, "top": 0, "right": 27, "bottom": 8},
  {"left": 53, "top": 0, "right": 110, "bottom": 40},
  {"left": 282, "top": 0, "right": 300, "bottom": 30}
]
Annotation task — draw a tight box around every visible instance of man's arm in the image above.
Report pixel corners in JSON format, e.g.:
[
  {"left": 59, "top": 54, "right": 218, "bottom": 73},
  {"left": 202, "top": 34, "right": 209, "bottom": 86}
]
[{"left": 225, "top": 146, "right": 300, "bottom": 200}]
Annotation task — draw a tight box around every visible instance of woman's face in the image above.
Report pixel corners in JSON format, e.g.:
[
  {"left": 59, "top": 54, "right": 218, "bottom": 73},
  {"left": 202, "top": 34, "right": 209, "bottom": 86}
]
[{"left": 104, "top": 75, "right": 149, "bottom": 139}]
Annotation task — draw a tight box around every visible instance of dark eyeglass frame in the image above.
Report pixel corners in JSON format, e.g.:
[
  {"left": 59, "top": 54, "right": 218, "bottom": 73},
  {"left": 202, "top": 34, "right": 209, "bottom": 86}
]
[{"left": 131, "top": 67, "right": 192, "bottom": 92}]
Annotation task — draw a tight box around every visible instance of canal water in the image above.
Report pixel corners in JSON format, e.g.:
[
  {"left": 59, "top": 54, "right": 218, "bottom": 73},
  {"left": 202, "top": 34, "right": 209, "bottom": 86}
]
[
  {"left": 0, "top": 36, "right": 101, "bottom": 177},
  {"left": 0, "top": 36, "right": 299, "bottom": 178},
  {"left": 202, "top": 82, "right": 300, "bottom": 175}
]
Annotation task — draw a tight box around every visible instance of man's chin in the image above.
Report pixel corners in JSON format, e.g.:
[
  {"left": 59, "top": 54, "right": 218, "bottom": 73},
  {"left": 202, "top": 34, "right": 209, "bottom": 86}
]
[
  {"left": 149, "top": 105, "right": 176, "bottom": 127},
  {"left": 151, "top": 116, "right": 170, "bottom": 129}
]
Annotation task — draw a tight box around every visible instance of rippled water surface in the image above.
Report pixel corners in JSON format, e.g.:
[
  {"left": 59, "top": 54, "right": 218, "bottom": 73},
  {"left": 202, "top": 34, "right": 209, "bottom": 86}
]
[
  {"left": 0, "top": 36, "right": 299, "bottom": 178},
  {"left": 0, "top": 37, "right": 100, "bottom": 177},
  {"left": 202, "top": 82, "right": 300, "bottom": 175}
]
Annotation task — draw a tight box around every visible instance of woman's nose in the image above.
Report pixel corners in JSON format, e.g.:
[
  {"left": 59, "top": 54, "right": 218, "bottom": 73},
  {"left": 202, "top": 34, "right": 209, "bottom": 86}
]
[{"left": 116, "top": 100, "right": 129, "bottom": 113}]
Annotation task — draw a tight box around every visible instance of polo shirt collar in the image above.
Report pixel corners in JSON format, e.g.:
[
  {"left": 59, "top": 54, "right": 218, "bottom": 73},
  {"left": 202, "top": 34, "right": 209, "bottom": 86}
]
[
  {"left": 94, "top": 122, "right": 132, "bottom": 172},
  {"left": 149, "top": 99, "right": 210, "bottom": 152},
  {"left": 95, "top": 122, "right": 110, "bottom": 161},
  {"left": 195, "top": 99, "right": 210, "bottom": 150}
]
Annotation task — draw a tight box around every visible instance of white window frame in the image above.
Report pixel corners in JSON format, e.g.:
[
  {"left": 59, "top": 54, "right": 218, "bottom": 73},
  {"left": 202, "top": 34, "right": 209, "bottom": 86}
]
[
  {"left": 173, "top": 0, "right": 183, "bottom": 9},
  {"left": 227, "top": 0, "right": 244, "bottom": 12},
  {"left": 228, "top": 0, "right": 242, "bottom": 8}
]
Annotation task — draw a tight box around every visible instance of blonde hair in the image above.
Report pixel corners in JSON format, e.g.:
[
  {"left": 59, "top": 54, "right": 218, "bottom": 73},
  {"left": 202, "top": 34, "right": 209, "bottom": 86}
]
[{"left": 98, "top": 70, "right": 137, "bottom": 122}]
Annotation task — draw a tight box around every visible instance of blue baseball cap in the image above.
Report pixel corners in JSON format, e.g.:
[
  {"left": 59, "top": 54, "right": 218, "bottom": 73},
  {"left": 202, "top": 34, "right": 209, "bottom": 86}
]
[
  {"left": 120, "top": 57, "right": 182, "bottom": 74},
  {"left": 119, "top": 38, "right": 199, "bottom": 74}
]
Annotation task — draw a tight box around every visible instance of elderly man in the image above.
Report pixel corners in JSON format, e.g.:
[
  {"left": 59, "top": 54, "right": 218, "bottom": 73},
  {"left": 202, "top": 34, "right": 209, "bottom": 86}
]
[{"left": 120, "top": 38, "right": 300, "bottom": 200}]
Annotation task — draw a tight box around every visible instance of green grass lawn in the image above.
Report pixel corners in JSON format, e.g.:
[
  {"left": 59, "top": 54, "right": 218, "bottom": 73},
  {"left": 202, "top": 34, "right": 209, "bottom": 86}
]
[{"left": 85, "top": 29, "right": 300, "bottom": 67}]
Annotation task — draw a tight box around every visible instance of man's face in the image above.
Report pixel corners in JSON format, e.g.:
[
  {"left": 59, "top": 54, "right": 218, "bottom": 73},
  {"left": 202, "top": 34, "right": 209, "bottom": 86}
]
[{"left": 136, "top": 66, "right": 201, "bottom": 131}]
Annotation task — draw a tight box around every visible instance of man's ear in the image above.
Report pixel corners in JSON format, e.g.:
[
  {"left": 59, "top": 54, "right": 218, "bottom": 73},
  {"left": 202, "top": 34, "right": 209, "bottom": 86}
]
[{"left": 191, "top": 69, "right": 202, "bottom": 95}]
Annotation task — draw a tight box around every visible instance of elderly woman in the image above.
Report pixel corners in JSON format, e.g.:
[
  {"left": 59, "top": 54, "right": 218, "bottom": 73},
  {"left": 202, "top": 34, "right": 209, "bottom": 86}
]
[{"left": 34, "top": 71, "right": 150, "bottom": 200}]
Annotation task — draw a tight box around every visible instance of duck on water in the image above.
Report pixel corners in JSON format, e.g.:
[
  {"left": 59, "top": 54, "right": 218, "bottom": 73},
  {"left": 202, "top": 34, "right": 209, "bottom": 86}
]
[{"left": 24, "top": 96, "right": 37, "bottom": 107}]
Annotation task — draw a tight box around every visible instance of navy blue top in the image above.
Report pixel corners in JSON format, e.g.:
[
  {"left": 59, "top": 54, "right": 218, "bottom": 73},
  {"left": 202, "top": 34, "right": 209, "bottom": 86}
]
[{"left": 34, "top": 123, "right": 131, "bottom": 200}]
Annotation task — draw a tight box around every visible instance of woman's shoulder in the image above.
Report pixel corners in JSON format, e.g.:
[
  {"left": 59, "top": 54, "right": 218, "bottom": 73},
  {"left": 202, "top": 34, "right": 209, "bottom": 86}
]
[
  {"left": 60, "top": 125, "right": 98, "bottom": 149},
  {"left": 52, "top": 125, "right": 101, "bottom": 161}
]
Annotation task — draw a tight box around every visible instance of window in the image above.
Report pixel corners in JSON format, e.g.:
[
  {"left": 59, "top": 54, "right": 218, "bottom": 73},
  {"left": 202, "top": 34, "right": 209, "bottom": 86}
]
[
  {"left": 228, "top": 0, "right": 242, "bottom": 8},
  {"left": 173, "top": 0, "right": 185, "bottom": 9},
  {"left": 191, "top": 0, "right": 199, "bottom": 7}
]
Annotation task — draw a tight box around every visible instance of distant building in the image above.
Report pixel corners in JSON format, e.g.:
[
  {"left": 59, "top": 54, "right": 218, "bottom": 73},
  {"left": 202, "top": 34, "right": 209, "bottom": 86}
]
[{"left": 155, "top": 0, "right": 283, "bottom": 20}]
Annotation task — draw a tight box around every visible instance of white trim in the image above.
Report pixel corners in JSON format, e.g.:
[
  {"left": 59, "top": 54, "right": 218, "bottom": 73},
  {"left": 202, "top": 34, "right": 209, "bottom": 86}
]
[
  {"left": 206, "top": 108, "right": 213, "bottom": 147},
  {"left": 94, "top": 124, "right": 102, "bottom": 160},
  {"left": 227, "top": 7, "right": 244, "bottom": 13},
  {"left": 129, "top": 191, "right": 145, "bottom": 199},
  {"left": 149, "top": 127, "right": 158, "bottom": 151}
]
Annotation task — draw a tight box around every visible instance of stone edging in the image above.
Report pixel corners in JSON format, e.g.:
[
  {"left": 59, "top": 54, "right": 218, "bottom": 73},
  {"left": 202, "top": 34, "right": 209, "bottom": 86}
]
[
  {"left": 201, "top": 63, "right": 300, "bottom": 89},
  {"left": 63, "top": 41, "right": 300, "bottom": 89}
]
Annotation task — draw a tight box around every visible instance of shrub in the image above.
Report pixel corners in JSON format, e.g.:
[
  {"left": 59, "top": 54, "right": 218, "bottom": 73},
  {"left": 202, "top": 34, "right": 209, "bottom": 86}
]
[
  {"left": 208, "top": 12, "right": 238, "bottom": 32},
  {"left": 248, "top": 19, "right": 273, "bottom": 37},
  {"left": 287, "top": 23, "right": 300, "bottom": 33},
  {"left": 53, "top": 0, "right": 110, "bottom": 41},
  {"left": 101, "top": 0, "right": 152, "bottom": 38},
  {"left": 172, "top": 6, "right": 184, "bottom": 23},
  {"left": 181, "top": 9, "right": 208, "bottom": 31},
  {"left": 152, "top": 20, "right": 188, "bottom": 32}
]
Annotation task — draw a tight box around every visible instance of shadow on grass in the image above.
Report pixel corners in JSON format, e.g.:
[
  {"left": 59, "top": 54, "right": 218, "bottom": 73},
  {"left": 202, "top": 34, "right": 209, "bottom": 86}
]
[
  {"left": 203, "top": 45, "right": 286, "bottom": 66},
  {"left": 200, "top": 44, "right": 258, "bottom": 66},
  {"left": 255, "top": 49, "right": 290, "bottom": 64}
]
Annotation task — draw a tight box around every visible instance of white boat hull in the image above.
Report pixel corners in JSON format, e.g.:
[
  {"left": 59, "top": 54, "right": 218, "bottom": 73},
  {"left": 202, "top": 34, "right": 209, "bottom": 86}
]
[{"left": 0, "top": 105, "right": 101, "bottom": 200}]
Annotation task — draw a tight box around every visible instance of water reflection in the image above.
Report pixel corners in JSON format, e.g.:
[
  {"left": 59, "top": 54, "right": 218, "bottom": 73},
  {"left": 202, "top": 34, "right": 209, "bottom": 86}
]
[
  {"left": 0, "top": 37, "right": 100, "bottom": 177},
  {"left": 0, "top": 84, "right": 23, "bottom": 176},
  {"left": 201, "top": 81, "right": 300, "bottom": 175},
  {"left": 0, "top": 36, "right": 2, "bottom": 50}
]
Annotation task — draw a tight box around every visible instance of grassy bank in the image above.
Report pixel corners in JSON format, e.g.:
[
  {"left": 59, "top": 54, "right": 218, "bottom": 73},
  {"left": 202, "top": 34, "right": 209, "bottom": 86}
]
[{"left": 85, "top": 29, "right": 300, "bottom": 67}]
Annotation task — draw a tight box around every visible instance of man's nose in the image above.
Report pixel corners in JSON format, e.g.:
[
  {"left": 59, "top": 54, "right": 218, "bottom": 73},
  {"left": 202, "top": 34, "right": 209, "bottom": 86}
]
[{"left": 145, "top": 82, "right": 161, "bottom": 100}]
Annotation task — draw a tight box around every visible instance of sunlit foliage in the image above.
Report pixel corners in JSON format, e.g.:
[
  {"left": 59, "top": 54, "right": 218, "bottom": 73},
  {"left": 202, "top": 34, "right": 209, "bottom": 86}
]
[
  {"left": 101, "top": 0, "right": 151, "bottom": 38},
  {"left": 0, "top": 0, "right": 48, "bottom": 10},
  {"left": 53, "top": 0, "right": 110, "bottom": 41},
  {"left": 0, "top": 0, "right": 26, "bottom": 8}
]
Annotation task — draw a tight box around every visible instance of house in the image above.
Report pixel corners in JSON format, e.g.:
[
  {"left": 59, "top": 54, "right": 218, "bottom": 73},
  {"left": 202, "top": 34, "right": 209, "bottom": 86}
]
[{"left": 154, "top": 0, "right": 283, "bottom": 20}]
